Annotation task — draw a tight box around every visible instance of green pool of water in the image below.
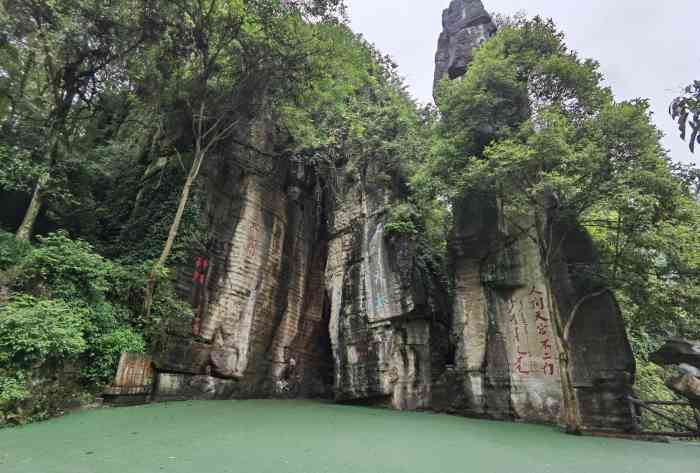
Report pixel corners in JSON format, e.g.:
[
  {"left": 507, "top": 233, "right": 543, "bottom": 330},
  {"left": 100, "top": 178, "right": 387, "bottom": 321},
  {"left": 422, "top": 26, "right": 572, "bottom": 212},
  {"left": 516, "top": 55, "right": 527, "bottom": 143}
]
[{"left": 0, "top": 400, "right": 697, "bottom": 473}]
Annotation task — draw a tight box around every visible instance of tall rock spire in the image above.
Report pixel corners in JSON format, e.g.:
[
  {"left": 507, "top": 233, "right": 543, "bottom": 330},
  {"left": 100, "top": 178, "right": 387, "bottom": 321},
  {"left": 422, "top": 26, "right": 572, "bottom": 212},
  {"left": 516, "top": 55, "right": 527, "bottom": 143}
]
[
  {"left": 431, "top": 1, "right": 638, "bottom": 433},
  {"left": 433, "top": 0, "right": 497, "bottom": 96}
]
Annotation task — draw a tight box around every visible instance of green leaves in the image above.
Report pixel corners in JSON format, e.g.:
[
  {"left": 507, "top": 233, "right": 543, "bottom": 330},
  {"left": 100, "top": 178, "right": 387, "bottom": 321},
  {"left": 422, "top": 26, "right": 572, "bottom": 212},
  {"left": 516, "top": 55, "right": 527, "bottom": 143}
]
[
  {"left": 385, "top": 203, "right": 420, "bottom": 238},
  {"left": 0, "top": 230, "right": 191, "bottom": 423},
  {"left": 81, "top": 325, "right": 145, "bottom": 385},
  {"left": 669, "top": 81, "right": 700, "bottom": 153},
  {"left": 0, "top": 146, "right": 44, "bottom": 194},
  {"left": 17, "top": 231, "right": 113, "bottom": 301},
  {"left": 0, "top": 373, "right": 30, "bottom": 406},
  {"left": 0, "top": 295, "right": 88, "bottom": 369},
  {"left": 0, "top": 231, "right": 31, "bottom": 271}
]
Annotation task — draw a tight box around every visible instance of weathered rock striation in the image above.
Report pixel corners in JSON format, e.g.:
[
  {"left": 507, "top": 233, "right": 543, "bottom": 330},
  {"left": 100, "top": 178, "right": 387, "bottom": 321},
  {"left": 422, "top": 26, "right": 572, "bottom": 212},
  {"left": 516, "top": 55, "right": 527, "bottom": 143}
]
[
  {"left": 150, "top": 0, "right": 637, "bottom": 433},
  {"left": 153, "top": 116, "right": 450, "bottom": 410}
]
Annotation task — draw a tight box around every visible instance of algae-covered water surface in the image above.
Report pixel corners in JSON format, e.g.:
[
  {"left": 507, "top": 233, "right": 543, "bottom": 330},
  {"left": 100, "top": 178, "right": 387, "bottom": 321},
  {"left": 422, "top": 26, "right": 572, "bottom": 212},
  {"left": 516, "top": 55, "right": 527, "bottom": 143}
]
[{"left": 0, "top": 400, "right": 697, "bottom": 473}]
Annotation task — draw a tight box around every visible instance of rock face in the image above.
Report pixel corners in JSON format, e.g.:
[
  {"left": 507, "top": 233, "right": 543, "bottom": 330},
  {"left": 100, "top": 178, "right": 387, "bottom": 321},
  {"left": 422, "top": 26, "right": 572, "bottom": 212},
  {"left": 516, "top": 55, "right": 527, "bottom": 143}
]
[
  {"left": 434, "top": 0, "right": 497, "bottom": 93},
  {"left": 153, "top": 118, "right": 450, "bottom": 410},
  {"left": 429, "top": 198, "right": 636, "bottom": 430},
  {"left": 667, "top": 374, "right": 700, "bottom": 411},
  {"left": 151, "top": 0, "right": 637, "bottom": 433}
]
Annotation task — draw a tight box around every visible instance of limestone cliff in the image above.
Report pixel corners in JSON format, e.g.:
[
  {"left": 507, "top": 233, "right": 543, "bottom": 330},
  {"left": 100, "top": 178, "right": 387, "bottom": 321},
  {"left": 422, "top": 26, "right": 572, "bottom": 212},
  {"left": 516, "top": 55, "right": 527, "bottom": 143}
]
[
  {"left": 153, "top": 117, "right": 450, "bottom": 410},
  {"left": 432, "top": 198, "right": 636, "bottom": 430},
  {"left": 150, "top": 0, "right": 637, "bottom": 433}
]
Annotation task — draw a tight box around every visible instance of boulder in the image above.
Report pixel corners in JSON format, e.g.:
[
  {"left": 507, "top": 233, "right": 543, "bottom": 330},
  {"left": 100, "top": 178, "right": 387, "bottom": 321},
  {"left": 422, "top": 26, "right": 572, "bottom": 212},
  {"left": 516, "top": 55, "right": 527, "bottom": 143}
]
[
  {"left": 650, "top": 339, "right": 700, "bottom": 369},
  {"left": 666, "top": 373, "right": 700, "bottom": 411}
]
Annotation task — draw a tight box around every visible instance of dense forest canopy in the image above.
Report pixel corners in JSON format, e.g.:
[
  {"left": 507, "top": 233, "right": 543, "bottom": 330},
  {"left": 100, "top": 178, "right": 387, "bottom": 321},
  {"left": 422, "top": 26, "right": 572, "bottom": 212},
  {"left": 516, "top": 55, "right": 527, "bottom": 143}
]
[{"left": 0, "top": 1, "right": 698, "bottom": 429}]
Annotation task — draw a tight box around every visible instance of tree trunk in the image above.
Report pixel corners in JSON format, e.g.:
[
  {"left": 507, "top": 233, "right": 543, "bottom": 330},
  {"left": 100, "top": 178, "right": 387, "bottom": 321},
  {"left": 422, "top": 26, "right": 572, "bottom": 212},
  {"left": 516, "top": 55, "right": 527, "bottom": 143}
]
[
  {"left": 546, "top": 280, "right": 582, "bottom": 433},
  {"left": 143, "top": 152, "right": 204, "bottom": 317},
  {"left": 16, "top": 173, "right": 49, "bottom": 241},
  {"left": 16, "top": 126, "right": 60, "bottom": 241},
  {"left": 538, "top": 196, "right": 581, "bottom": 433},
  {"left": 15, "top": 173, "right": 47, "bottom": 241}
]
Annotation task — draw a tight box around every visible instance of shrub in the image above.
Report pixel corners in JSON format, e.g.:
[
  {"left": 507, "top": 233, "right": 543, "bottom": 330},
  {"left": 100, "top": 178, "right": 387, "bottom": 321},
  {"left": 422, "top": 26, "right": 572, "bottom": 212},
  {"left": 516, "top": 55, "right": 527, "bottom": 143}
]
[
  {"left": 384, "top": 203, "right": 420, "bottom": 237},
  {"left": 0, "top": 296, "right": 88, "bottom": 424},
  {"left": 16, "top": 231, "right": 113, "bottom": 301},
  {"left": 0, "top": 230, "right": 31, "bottom": 271},
  {"left": 82, "top": 326, "right": 146, "bottom": 385},
  {"left": 0, "top": 295, "right": 88, "bottom": 369},
  {"left": 103, "top": 261, "right": 194, "bottom": 350},
  {"left": 0, "top": 373, "right": 30, "bottom": 406},
  {"left": 0, "top": 232, "right": 191, "bottom": 425}
]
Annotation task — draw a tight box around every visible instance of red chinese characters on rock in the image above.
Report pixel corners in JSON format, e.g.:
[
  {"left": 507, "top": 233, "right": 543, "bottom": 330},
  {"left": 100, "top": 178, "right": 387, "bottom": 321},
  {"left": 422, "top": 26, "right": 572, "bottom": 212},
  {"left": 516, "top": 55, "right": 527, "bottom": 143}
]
[
  {"left": 192, "top": 257, "right": 209, "bottom": 285},
  {"left": 514, "top": 350, "right": 530, "bottom": 375},
  {"left": 529, "top": 287, "right": 556, "bottom": 377},
  {"left": 191, "top": 256, "right": 209, "bottom": 337},
  {"left": 509, "top": 299, "right": 531, "bottom": 376}
]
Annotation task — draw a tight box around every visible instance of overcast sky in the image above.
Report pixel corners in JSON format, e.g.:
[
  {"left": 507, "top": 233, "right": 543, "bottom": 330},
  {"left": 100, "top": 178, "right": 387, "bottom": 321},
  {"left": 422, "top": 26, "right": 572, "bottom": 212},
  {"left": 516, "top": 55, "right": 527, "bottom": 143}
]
[{"left": 348, "top": 0, "right": 698, "bottom": 165}]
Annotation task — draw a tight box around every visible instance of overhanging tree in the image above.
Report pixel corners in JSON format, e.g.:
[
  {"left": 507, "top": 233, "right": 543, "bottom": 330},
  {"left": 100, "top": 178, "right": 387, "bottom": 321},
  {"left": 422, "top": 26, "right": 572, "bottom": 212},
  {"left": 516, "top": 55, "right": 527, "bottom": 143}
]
[{"left": 1, "top": 0, "right": 160, "bottom": 241}]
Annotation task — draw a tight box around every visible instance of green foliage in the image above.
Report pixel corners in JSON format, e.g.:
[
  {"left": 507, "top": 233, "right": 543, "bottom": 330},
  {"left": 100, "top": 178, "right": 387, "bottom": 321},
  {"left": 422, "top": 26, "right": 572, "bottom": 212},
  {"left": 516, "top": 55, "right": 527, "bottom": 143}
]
[
  {"left": 109, "top": 163, "right": 208, "bottom": 265},
  {"left": 419, "top": 16, "right": 700, "bottom": 416},
  {"left": 0, "top": 373, "right": 30, "bottom": 406},
  {"left": 0, "top": 0, "right": 696, "bottom": 434},
  {"left": 0, "top": 230, "right": 31, "bottom": 271},
  {"left": 0, "top": 0, "right": 164, "bottom": 240},
  {"left": 82, "top": 326, "right": 145, "bottom": 385},
  {"left": 282, "top": 25, "right": 431, "bottom": 192},
  {"left": 0, "top": 294, "right": 89, "bottom": 420},
  {"left": 670, "top": 80, "right": 700, "bottom": 153},
  {"left": 16, "top": 231, "right": 113, "bottom": 300},
  {"left": 590, "top": 189, "right": 700, "bottom": 351},
  {"left": 0, "top": 295, "right": 87, "bottom": 369},
  {"left": 0, "top": 145, "right": 42, "bottom": 194},
  {"left": 0, "top": 231, "right": 189, "bottom": 424},
  {"left": 421, "top": 15, "right": 700, "bottom": 331},
  {"left": 385, "top": 203, "right": 420, "bottom": 237}
]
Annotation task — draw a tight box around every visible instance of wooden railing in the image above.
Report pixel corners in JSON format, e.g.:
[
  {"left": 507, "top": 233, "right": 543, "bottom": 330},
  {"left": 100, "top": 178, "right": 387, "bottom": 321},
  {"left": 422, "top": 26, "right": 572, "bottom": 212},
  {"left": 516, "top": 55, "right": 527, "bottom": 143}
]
[{"left": 627, "top": 396, "right": 700, "bottom": 438}]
